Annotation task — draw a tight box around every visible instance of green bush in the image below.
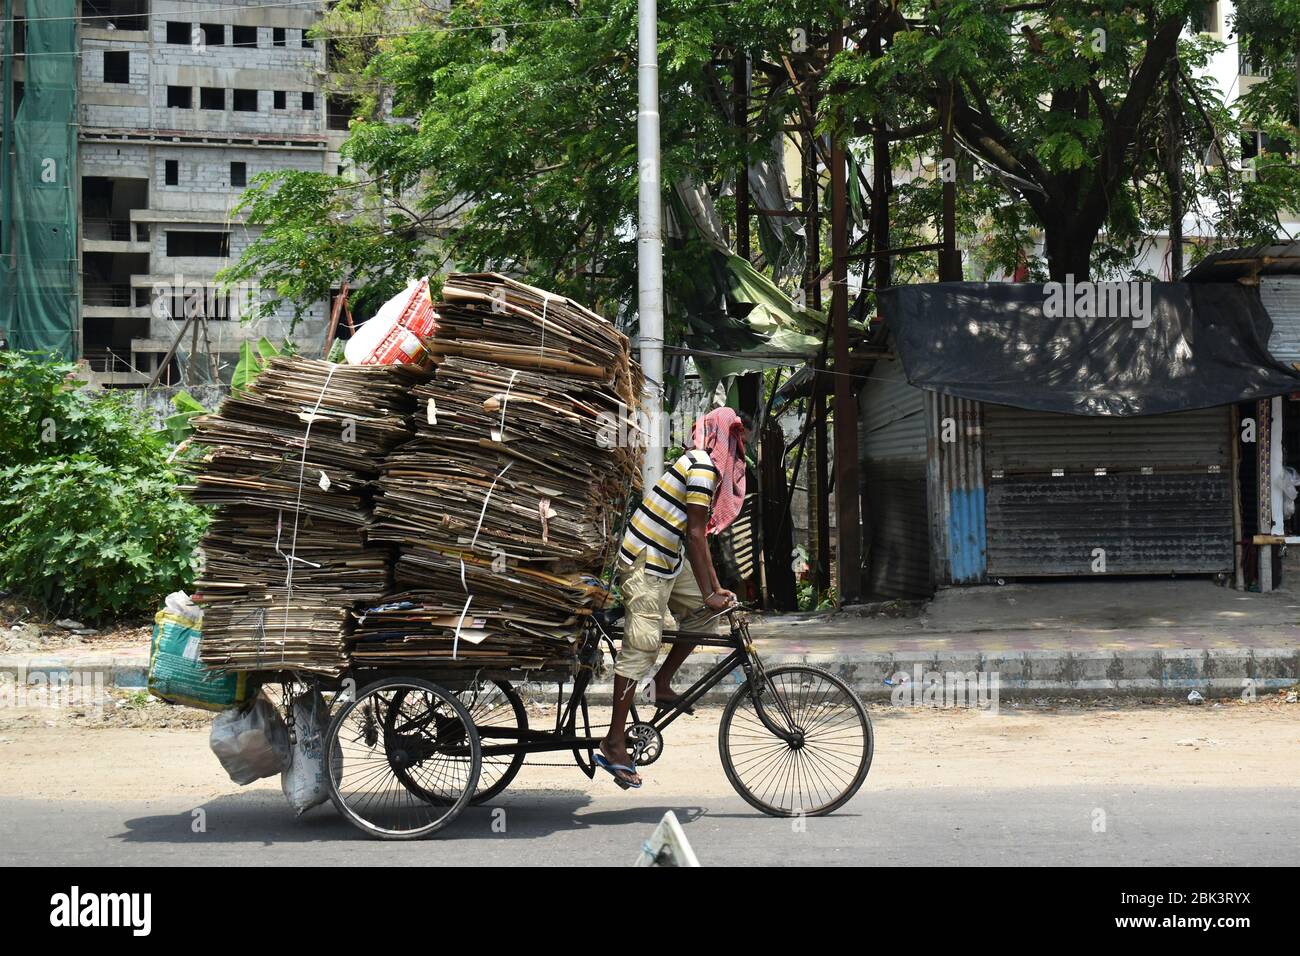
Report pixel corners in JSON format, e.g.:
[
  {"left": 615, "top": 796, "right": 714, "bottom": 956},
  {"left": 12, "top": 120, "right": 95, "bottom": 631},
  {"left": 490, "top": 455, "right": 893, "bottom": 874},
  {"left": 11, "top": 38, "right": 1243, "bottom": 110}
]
[
  {"left": 0, "top": 351, "right": 169, "bottom": 473},
  {"left": 0, "top": 351, "right": 208, "bottom": 621},
  {"left": 0, "top": 460, "right": 208, "bottom": 619}
]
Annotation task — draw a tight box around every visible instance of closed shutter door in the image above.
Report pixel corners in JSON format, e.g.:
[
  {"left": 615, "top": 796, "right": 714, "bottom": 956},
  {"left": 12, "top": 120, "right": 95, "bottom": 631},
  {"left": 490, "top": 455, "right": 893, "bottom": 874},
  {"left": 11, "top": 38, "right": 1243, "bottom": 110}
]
[
  {"left": 1260, "top": 277, "right": 1300, "bottom": 366},
  {"left": 860, "top": 360, "right": 931, "bottom": 597},
  {"left": 983, "top": 405, "right": 1233, "bottom": 576}
]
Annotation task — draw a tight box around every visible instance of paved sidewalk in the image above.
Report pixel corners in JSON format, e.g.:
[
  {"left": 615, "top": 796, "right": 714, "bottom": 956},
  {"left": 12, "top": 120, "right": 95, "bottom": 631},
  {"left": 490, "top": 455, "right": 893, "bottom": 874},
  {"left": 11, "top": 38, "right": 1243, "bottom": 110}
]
[
  {"left": 2, "top": 580, "right": 1297, "bottom": 700},
  {"left": 733, "top": 579, "right": 1300, "bottom": 700}
]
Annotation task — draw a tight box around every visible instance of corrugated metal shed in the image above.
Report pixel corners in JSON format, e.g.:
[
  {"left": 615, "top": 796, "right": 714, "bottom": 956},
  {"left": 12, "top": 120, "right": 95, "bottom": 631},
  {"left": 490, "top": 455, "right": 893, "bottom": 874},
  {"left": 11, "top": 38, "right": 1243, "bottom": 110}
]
[
  {"left": 926, "top": 392, "right": 987, "bottom": 584},
  {"left": 859, "top": 359, "right": 932, "bottom": 598},
  {"left": 982, "top": 404, "right": 1234, "bottom": 576},
  {"left": 1183, "top": 242, "right": 1300, "bottom": 282},
  {"left": 1260, "top": 276, "right": 1300, "bottom": 365}
]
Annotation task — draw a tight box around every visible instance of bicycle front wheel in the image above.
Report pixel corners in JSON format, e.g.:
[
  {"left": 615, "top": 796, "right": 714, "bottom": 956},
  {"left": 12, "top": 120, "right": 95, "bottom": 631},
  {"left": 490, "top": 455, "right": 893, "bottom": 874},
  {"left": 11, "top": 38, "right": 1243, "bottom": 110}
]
[{"left": 718, "top": 664, "right": 872, "bottom": 817}]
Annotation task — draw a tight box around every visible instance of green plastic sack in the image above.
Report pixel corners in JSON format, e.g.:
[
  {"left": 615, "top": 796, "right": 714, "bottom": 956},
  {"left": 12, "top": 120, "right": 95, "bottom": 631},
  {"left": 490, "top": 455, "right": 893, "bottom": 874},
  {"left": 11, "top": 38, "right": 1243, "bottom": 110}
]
[{"left": 148, "top": 608, "right": 250, "bottom": 711}]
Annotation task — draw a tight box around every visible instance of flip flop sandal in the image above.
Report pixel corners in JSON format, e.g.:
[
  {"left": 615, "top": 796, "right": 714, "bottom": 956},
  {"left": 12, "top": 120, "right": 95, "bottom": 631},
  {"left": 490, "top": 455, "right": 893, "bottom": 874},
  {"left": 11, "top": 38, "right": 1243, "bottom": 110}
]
[
  {"left": 594, "top": 752, "right": 642, "bottom": 790},
  {"left": 652, "top": 693, "right": 695, "bottom": 715}
]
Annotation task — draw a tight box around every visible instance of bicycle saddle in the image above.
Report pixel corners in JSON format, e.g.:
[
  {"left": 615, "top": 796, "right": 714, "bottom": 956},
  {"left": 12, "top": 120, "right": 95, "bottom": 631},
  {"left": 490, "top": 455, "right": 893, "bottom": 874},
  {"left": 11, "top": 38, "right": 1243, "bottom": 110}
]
[{"left": 592, "top": 606, "right": 625, "bottom": 630}]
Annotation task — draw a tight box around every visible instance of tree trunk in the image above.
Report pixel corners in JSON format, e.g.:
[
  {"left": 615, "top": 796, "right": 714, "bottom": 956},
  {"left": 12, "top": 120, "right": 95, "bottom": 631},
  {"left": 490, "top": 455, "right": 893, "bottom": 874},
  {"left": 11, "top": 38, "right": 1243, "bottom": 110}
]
[{"left": 1043, "top": 218, "right": 1093, "bottom": 282}]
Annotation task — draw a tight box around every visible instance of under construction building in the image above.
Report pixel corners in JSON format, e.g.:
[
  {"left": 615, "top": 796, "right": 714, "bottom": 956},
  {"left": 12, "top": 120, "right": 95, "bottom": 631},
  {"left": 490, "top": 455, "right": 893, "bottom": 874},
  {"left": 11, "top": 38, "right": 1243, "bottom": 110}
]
[{"left": 0, "top": 0, "right": 345, "bottom": 386}]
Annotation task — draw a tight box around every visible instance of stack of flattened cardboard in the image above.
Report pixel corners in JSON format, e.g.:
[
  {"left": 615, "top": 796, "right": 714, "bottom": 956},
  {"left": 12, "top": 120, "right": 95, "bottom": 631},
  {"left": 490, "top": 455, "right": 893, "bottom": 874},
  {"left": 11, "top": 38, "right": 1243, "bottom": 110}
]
[
  {"left": 188, "top": 357, "right": 425, "bottom": 675},
  {"left": 355, "top": 275, "right": 641, "bottom": 671},
  {"left": 430, "top": 273, "right": 641, "bottom": 407}
]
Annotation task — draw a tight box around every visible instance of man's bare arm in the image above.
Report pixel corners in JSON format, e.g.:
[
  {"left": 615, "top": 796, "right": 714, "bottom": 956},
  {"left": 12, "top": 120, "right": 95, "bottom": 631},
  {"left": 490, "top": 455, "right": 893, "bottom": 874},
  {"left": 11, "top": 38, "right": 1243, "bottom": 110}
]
[{"left": 687, "top": 503, "right": 735, "bottom": 611}]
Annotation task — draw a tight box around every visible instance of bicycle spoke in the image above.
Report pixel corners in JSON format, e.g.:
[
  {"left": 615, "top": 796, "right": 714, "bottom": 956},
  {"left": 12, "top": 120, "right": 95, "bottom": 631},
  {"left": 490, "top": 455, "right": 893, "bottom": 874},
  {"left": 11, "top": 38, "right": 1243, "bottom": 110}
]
[
  {"left": 329, "top": 682, "right": 479, "bottom": 837},
  {"left": 721, "top": 665, "right": 871, "bottom": 816}
]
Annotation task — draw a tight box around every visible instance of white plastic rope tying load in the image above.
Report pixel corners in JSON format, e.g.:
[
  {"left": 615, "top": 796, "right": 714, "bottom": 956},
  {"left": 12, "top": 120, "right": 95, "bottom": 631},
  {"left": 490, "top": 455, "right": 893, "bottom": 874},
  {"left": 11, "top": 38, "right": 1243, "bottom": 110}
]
[
  {"left": 280, "top": 361, "right": 339, "bottom": 643},
  {"left": 538, "top": 497, "right": 552, "bottom": 543},
  {"left": 451, "top": 459, "right": 514, "bottom": 659},
  {"left": 274, "top": 509, "right": 323, "bottom": 571},
  {"left": 489, "top": 368, "right": 520, "bottom": 442},
  {"left": 538, "top": 292, "right": 550, "bottom": 360}
]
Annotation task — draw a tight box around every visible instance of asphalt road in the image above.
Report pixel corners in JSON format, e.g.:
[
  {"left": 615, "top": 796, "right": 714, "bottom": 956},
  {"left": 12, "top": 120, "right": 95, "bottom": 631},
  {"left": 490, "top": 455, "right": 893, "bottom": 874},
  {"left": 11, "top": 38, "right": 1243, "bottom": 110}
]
[{"left": 2, "top": 786, "right": 1296, "bottom": 866}]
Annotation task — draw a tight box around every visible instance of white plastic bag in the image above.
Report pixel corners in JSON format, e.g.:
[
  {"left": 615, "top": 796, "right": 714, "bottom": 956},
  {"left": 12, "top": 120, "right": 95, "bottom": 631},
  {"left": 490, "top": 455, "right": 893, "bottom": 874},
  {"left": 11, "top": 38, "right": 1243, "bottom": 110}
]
[
  {"left": 281, "top": 690, "right": 334, "bottom": 816},
  {"left": 164, "top": 589, "right": 202, "bottom": 622},
  {"left": 210, "top": 693, "right": 290, "bottom": 785},
  {"left": 1281, "top": 466, "right": 1299, "bottom": 519}
]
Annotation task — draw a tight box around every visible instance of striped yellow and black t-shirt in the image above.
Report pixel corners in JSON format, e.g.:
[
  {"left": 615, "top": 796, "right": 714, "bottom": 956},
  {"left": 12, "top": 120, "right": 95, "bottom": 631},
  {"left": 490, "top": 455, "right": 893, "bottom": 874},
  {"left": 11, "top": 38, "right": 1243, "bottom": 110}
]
[{"left": 619, "top": 449, "right": 719, "bottom": 577}]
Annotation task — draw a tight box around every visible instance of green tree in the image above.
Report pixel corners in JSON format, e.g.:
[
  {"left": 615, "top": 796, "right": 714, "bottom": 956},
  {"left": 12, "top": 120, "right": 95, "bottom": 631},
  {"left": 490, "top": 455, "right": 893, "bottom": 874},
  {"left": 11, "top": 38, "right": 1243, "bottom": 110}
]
[
  {"left": 0, "top": 352, "right": 208, "bottom": 620},
  {"left": 832, "top": 0, "right": 1300, "bottom": 280},
  {"left": 223, "top": 0, "right": 1300, "bottom": 321}
]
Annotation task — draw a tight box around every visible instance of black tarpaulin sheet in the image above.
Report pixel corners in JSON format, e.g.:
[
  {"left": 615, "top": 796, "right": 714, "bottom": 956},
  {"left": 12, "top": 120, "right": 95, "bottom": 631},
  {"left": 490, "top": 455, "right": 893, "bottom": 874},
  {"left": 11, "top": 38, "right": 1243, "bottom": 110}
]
[{"left": 880, "top": 281, "right": 1300, "bottom": 416}]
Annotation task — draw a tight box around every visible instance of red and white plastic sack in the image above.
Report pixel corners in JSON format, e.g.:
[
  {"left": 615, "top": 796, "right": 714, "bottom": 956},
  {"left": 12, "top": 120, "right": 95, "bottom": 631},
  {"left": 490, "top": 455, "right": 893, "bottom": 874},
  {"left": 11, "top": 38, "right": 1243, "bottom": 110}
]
[{"left": 344, "top": 276, "right": 439, "bottom": 367}]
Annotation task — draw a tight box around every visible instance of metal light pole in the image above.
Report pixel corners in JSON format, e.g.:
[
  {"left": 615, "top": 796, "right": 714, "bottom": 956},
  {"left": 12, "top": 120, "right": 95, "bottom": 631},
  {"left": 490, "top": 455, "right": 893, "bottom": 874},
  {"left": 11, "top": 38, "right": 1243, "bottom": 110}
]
[{"left": 637, "top": 0, "right": 665, "bottom": 487}]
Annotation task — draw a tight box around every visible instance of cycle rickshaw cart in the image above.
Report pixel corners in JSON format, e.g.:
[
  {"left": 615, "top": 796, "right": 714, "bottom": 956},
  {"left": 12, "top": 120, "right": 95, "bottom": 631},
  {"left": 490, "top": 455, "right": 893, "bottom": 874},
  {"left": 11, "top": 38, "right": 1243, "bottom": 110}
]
[{"left": 318, "top": 604, "right": 874, "bottom": 840}]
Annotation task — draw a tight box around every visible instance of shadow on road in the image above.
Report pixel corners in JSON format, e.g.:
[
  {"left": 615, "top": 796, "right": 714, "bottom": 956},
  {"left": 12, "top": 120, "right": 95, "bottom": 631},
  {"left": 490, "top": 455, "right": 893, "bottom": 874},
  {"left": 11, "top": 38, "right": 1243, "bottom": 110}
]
[{"left": 113, "top": 789, "right": 710, "bottom": 845}]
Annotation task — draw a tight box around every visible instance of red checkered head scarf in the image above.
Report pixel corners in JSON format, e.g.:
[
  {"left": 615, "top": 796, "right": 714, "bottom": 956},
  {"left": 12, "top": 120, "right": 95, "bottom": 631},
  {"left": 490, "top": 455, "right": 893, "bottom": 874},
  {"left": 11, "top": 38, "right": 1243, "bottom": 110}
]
[{"left": 690, "top": 407, "right": 747, "bottom": 535}]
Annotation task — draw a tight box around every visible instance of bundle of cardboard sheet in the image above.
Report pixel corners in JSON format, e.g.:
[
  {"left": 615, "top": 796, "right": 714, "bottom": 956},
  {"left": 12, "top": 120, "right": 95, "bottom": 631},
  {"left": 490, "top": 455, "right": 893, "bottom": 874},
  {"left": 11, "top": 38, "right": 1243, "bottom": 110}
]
[
  {"left": 188, "top": 357, "right": 424, "bottom": 675},
  {"left": 355, "top": 274, "right": 642, "bottom": 671}
]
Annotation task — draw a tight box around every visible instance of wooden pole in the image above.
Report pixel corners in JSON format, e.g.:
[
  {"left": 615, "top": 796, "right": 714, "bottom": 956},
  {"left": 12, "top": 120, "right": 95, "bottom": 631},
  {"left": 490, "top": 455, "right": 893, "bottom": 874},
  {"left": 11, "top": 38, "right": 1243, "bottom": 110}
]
[
  {"left": 734, "top": 49, "right": 750, "bottom": 261},
  {"left": 939, "top": 84, "right": 961, "bottom": 281},
  {"left": 869, "top": 10, "right": 892, "bottom": 291},
  {"left": 1165, "top": 63, "right": 1184, "bottom": 279},
  {"left": 1231, "top": 404, "right": 1244, "bottom": 590},
  {"left": 830, "top": 21, "right": 862, "bottom": 604},
  {"left": 322, "top": 281, "right": 349, "bottom": 357},
  {"left": 798, "top": 38, "right": 831, "bottom": 600}
]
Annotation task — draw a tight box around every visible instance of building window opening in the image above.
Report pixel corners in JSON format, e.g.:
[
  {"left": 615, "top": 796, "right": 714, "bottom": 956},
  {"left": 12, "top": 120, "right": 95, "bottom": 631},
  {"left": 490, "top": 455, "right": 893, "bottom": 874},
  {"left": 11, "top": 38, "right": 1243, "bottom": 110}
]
[
  {"left": 327, "top": 94, "right": 355, "bottom": 131},
  {"left": 81, "top": 1, "right": 148, "bottom": 33},
  {"left": 166, "top": 231, "right": 231, "bottom": 258},
  {"left": 199, "top": 23, "right": 225, "bottom": 46},
  {"left": 103, "top": 50, "right": 130, "bottom": 84}
]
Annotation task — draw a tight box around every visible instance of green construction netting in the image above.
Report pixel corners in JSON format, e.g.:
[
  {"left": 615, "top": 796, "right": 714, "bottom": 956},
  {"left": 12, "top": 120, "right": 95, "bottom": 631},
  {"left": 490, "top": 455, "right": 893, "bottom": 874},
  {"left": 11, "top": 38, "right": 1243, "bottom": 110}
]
[{"left": 1, "top": 0, "right": 78, "bottom": 357}]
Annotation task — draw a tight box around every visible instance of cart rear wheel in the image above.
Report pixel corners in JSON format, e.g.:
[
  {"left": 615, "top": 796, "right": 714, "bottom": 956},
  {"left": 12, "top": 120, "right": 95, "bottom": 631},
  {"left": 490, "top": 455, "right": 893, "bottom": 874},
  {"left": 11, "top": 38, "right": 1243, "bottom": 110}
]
[
  {"left": 390, "top": 680, "right": 527, "bottom": 805},
  {"left": 718, "top": 664, "right": 872, "bottom": 818},
  {"left": 460, "top": 679, "right": 528, "bottom": 803},
  {"left": 325, "top": 677, "right": 480, "bottom": 840}
]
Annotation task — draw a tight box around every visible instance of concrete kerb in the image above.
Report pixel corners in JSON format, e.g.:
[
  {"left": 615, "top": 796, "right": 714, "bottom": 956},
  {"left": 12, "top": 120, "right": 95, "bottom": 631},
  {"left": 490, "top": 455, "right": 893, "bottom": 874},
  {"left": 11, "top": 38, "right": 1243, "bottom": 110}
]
[
  {"left": 2, "top": 646, "right": 1297, "bottom": 707},
  {"left": 565, "top": 647, "right": 1300, "bottom": 706}
]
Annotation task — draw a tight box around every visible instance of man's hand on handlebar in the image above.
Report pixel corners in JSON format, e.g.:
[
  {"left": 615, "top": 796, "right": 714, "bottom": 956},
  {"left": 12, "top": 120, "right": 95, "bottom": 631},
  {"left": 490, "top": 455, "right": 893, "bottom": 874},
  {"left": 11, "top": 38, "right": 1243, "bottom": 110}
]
[{"left": 705, "top": 588, "right": 738, "bottom": 612}]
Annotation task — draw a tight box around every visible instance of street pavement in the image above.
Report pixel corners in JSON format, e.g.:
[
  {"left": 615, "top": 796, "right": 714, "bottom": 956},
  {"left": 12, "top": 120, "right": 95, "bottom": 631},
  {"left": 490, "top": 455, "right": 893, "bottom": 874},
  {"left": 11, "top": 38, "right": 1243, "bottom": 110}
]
[{"left": 3, "top": 786, "right": 1296, "bottom": 866}]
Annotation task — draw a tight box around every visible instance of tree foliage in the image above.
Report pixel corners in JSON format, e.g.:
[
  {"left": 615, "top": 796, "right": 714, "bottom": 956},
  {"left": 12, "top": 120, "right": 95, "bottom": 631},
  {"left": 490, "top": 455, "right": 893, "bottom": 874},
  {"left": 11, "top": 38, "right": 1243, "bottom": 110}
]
[
  {"left": 0, "top": 353, "right": 208, "bottom": 621},
  {"left": 223, "top": 0, "right": 1300, "bottom": 328},
  {"left": 832, "top": 0, "right": 1300, "bottom": 279}
]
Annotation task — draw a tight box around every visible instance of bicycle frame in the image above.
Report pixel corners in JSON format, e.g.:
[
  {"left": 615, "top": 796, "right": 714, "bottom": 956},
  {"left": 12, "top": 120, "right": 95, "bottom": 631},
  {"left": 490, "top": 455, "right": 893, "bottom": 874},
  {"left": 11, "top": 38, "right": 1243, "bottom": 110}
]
[{"left": 468, "top": 609, "right": 799, "bottom": 760}]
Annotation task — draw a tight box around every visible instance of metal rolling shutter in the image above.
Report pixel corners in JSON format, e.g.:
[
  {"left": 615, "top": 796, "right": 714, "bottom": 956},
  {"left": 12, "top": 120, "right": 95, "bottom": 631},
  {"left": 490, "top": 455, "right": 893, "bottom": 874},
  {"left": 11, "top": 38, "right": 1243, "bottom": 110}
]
[
  {"left": 983, "top": 405, "right": 1233, "bottom": 576},
  {"left": 860, "top": 360, "right": 932, "bottom": 597},
  {"left": 1260, "top": 277, "right": 1300, "bottom": 366}
]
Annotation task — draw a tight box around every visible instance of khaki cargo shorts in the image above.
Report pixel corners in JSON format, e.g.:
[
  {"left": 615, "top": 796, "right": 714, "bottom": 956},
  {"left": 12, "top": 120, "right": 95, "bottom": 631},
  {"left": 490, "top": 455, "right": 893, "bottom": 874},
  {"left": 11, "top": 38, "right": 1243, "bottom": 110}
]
[{"left": 614, "top": 551, "right": 722, "bottom": 682}]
